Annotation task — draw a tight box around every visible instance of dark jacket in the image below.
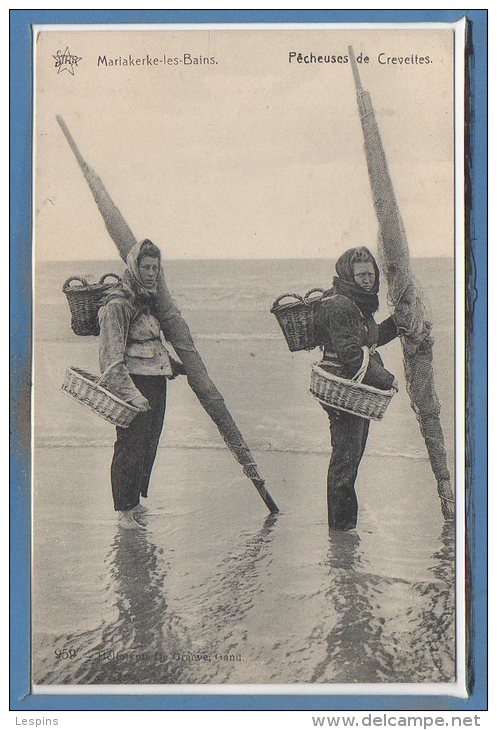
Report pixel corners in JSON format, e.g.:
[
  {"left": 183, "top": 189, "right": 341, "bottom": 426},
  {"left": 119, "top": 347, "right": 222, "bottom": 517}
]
[{"left": 316, "top": 293, "right": 397, "bottom": 391}]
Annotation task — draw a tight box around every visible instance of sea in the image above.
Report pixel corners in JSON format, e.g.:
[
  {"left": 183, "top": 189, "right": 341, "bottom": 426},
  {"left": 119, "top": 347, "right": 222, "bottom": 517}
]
[{"left": 32, "top": 258, "right": 456, "bottom": 687}]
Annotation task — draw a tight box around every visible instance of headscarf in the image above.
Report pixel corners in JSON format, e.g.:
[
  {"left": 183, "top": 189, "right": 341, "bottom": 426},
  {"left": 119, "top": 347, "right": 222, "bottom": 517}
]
[
  {"left": 125, "top": 239, "right": 160, "bottom": 297},
  {"left": 99, "top": 240, "right": 161, "bottom": 311},
  {"left": 328, "top": 246, "right": 380, "bottom": 316}
]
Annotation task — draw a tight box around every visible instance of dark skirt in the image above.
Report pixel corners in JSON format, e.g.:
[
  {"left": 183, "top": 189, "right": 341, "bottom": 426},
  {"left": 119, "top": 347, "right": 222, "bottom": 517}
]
[{"left": 111, "top": 375, "right": 167, "bottom": 511}]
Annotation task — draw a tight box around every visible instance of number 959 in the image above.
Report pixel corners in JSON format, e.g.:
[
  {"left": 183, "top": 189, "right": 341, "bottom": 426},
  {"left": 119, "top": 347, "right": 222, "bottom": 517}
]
[{"left": 54, "top": 648, "right": 76, "bottom": 659}]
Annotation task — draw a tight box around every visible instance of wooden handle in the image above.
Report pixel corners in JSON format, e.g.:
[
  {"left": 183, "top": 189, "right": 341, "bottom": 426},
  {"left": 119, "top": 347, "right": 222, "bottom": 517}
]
[
  {"left": 57, "top": 115, "right": 87, "bottom": 169},
  {"left": 348, "top": 45, "right": 363, "bottom": 93}
]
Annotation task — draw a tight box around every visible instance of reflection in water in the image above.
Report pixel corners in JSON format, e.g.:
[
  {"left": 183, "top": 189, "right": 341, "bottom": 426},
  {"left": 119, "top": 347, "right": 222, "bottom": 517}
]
[
  {"left": 36, "top": 515, "right": 454, "bottom": 685},
  {"left": 38, "top": 516, "right": 278, "bottom": 685},
  {"left": 39, "top": 527, "right": 191, "bottom": 684},
  {"left": 402, "top": 522, "right": 455, "bottom": 682},
  {"left": 311, "top": 531, "right": 388, "bottom": 683},
  {"left": 183, "top": 513, "right": 278, "bottom": 683},
  {"left": 90, "top": 528, "right": 189, "bottom": 684},
  {"left": 311, "top": 526, "right": 455, "bottom": 684}
]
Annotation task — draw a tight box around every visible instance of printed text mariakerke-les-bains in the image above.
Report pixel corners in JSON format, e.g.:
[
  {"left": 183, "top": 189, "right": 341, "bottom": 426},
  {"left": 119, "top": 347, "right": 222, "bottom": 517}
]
[{"left": 97, "top": 53, "right": 217, "bottom": 67}]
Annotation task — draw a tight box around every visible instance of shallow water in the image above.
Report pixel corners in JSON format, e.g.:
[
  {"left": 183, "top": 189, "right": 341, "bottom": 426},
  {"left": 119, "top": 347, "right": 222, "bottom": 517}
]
[
  {"left": 33, "top": 448, "right": 455, "bottom": 686},
  {"left": 32, "top": 258, "right": 455, "bottom": 686}
]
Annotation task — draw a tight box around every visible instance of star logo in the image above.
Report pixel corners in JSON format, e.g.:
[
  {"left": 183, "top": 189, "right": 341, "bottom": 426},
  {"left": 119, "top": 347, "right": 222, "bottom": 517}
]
[{"left": 52, "top": 47, "right": 83, "bottom": 75}]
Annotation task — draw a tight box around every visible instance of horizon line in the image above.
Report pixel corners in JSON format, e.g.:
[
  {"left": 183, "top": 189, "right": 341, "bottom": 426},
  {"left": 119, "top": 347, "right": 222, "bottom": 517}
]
[{"left": 37, "top": 254, "right": 454, "bottom": 263}]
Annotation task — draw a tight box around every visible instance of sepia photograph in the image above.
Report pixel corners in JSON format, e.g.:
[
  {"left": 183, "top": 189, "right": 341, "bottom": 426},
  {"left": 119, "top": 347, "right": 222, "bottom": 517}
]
[{"left": 29, "top": 22, "right": 464, "bottom": 694}]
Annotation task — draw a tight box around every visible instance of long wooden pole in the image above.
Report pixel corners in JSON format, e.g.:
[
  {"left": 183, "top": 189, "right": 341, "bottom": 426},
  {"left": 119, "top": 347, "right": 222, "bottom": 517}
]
[
  {"left": 347, "top": 48, "right": 454, "bottom": 520},
  {"left": 57, "top": 115, "right": 279, "bottom": 515}
]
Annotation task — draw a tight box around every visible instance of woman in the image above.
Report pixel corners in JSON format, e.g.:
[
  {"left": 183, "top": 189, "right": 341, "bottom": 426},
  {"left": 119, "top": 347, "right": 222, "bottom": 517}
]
[
  {"left": 98, "top": 239, "right": 185, "bottom": 529},
  {"left": 316, "top": 246, "right": 399, "bottom": 531}
]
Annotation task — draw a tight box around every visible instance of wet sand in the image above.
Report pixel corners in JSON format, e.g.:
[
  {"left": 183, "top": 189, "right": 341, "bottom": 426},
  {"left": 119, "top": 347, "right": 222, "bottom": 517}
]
[{"left": 33, "top": 446, "right": 454, "bottom": 686}]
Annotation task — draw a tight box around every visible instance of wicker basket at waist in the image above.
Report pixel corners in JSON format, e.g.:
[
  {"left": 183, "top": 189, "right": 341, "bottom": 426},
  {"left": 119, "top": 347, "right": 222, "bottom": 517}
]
[
  {"left": 310, "top": 347, "right": 396, "bottom": 421},
  {"left": 271, "top": 289, "right": 325, "bottom": 352},
  {"left": 62, "top": 273, "right": 121, "bottom": 336},
  {"left": 61, "top": 362, "right": 140, "bottom": 428}
]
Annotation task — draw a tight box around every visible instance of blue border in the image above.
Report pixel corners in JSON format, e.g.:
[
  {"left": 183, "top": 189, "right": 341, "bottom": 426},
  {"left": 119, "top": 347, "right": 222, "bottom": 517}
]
[{"left": 10, "top": 8, "right": 487, "bottom": 712}]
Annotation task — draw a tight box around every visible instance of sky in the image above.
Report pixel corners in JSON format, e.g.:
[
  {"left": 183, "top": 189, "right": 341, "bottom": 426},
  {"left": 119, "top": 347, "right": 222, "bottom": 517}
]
[{"left": 34, "top": 27, "right": 454, "bottom": 261}]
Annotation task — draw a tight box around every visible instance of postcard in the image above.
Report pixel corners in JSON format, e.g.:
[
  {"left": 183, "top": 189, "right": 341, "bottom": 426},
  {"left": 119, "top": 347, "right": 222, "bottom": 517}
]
[{"left": 9, "top": 12, "right": 486, "bottom": 710}]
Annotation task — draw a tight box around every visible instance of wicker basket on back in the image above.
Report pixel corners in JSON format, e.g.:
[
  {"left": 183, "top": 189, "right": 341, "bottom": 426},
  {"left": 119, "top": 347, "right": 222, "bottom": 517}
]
[
  {"left": 271, "top": 288, "right": 325, "bottom": 351},
  {"left": 63, "top": 273, "right": 121, "bottom": 336},
  {"left": 61, "top": 361, "right": 140, "bottom": 428},
  {"left": 310, "top": 347, "right": 396, "bottom": 421}
]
